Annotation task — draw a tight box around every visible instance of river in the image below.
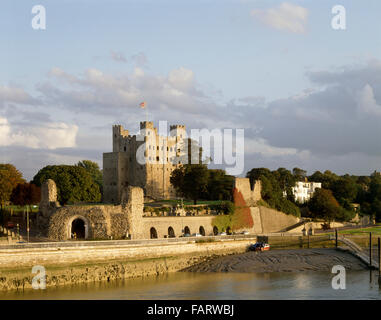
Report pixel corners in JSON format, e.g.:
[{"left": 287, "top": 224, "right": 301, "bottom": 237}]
[{"left": 1, "top": 270, "right": 380, "bottom": 300}]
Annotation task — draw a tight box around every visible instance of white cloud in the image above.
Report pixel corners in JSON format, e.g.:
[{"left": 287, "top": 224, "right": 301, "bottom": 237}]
[
  {"left": 250, "top": 2, "right": 308, "bottom": 33},
  {"left": 0, "top": 117, "right": 78, "bottom": 149},
  {"left": 245, "top": 137, "right": 309, "bottom": 157},
  {"left": 357, "top": 84, "right": 381, "bottom": 117}
]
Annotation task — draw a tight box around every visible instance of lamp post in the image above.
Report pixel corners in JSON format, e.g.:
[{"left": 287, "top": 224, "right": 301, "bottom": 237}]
[{"left": 26, "top": 206, "right": 30, "bottom": 243}]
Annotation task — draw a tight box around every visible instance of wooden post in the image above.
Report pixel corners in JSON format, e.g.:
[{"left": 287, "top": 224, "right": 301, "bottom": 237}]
[
  {"left": 370, "top": 232, "right": 372, "bottom": 268},
  {"left": 335, "top": 229, "right": 338, "bottom": 248},
  {"left": 26, "top": 206, "right": 30, "bottom": 243},
  {"left": 378, "top": 238, "right": 381, "bottom": 285}
]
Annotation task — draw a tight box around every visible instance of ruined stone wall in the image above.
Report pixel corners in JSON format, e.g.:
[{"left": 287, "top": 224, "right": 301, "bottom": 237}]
[{"left": 234, "top": 178, "right": 261, "bottom": 206}]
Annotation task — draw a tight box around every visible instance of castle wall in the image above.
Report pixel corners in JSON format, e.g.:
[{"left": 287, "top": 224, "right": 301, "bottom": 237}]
[
  {"left": 258, "top": 206, "right": 300, "bottom": 233},
  {"left": 235, "top": 177, "right": 300, "bottom": 233},
  {"left": 141, "top": 216, "right": 215, "bottom": 238},
  {"left": 234, "top": 178, "right": 261, "bottom": 206}
]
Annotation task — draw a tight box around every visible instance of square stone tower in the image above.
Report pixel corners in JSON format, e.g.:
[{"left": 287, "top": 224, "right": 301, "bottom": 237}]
[{"left": 103, "top": 121, "right": 202, "bottom": 203}]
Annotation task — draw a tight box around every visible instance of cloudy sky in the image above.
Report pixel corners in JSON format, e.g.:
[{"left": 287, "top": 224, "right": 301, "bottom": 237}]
[{"left": 2, "top": 0, "right": 381, "bottom": 180}]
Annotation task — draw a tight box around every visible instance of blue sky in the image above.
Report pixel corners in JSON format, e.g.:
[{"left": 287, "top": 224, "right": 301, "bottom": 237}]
[{"left": 2, "top": 0, "right": 381, "bottom": 180}]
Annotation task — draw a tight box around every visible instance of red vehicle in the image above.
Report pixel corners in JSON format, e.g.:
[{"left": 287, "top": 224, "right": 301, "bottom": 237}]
[
  {"left": 5, "top": 221, "right": 15, "bottom": 229},
  {"left": 249, "top": 242, "right": 270, "bottom": 252}
]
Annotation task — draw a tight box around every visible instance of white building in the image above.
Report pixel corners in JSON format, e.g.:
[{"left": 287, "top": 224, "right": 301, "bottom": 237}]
[{"left": 291, "top": 181, "right": 322, "bottom": 203}]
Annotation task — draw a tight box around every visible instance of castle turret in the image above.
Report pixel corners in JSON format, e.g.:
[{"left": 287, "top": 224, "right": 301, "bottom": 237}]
[
  {"left": 113, "top": 125, "right": 129, "bottom": 152},
  {"left": 170, "top": 124, "right": 186, "bottom": 138}
]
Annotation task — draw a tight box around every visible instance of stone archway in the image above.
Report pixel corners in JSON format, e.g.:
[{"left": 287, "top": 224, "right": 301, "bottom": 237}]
[
  {"left": 226, "top": 227, "right": 232, "bottom": 235},
  {"left": 150, "top": 227, "right": 158, "bottom": 239},
  {"left": 213, "top": 226, "right": 218, "bottom": 235},
  {"left": 68, "top": 216, "right": 89, "bottom": 240},
  {"left": 168, "top": 226, "right": 175, "bottom": 238},
  {"left": 199, "top": 226, "right": 205, "bottom": 236},
  {"left": 184, "top": 226, "right": 190, "bottom": 236}
]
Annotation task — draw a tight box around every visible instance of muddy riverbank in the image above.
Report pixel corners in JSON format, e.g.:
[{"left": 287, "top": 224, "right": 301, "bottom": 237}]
[{"left": 181, "top": 248, "right": 368, "bottom": 273}]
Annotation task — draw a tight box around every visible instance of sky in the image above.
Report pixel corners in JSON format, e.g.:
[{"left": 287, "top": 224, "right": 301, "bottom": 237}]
[{"left": 1, "top": 0, "right": 381, "bottom": 180}]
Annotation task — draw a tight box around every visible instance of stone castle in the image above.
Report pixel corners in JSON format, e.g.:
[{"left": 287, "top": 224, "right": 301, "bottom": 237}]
[
  {"left": 103, "top": 121, "right": 202, "bottom": 203},
  {"left": 36, "top": 121, "right": 301, "bottom": 241}
]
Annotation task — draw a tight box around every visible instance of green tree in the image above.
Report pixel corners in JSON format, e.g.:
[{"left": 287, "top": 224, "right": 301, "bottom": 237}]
[
  {"left": 292, "top": 167, "right": 307, "bottom": 181},
  {"left": 77, "top": 160, "right": 103, "bottom": 195},
  {"left": 170, "top": 164, "right": 209, "bottom": 204},
  {"left": 308, "top": 188, "right": 341, "bottom": 223},
  {"left": 331, "top": 177, "right": 358, "bottom": 206},
  {"left": 32, "top": 165, "right": 101, "bottom": 205},
  {"left": 0, "top": 164, "right": 25, "bottom": 210},
  {"left": 206, "top": 169, "right": 233, "bottom": 200}
]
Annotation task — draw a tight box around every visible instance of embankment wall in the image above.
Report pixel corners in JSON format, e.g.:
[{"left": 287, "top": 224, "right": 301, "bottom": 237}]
[{"left": 0, "top": 238, "right": 255, "bottom": 291}]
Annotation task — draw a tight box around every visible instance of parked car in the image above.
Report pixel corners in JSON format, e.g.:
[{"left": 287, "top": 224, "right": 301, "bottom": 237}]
[
  {"left": 241, "top": 231, "right": 249, "bottom": 235},
  {"left": 219, "top": 232, "right": 227, "bottom": 236},
  {"left": 248, "top": 242, "right": 270, "bottom": 252},
  {"left": 192, "top": 233, "right": 202, "bottom": 237},
  {"left": 182, "top": 233, "right": 191, "bottom": 237},
  {"left": 5, "top": 221, "right": 15, "bottom": 229}
]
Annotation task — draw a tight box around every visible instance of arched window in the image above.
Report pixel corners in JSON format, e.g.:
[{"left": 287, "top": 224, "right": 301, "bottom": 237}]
[
  {"left": 213, "top": 226, "right": 218, "bottom": 236},
  {"left": 150, "top": 227, "right": 158, "bottom": 239},
  {"left": 184, "top": 226, "right": 190, "bottom": 236},
  {"left": 199, "top": 226, "right": 205, "bottom": 236},
  {"left": 168, "top": 227, "right": 175, "bottom": 238}
]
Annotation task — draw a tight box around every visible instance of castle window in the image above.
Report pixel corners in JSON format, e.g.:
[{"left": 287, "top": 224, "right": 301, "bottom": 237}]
[
  {"left": 157, "top": 146, "right": 159, "bottom": 150},
  {"left": 170, "top": 147, "right": 173, "bottom": 152},
  {"left": 156, "top": 156, "right": 159, "bottom": 161},
  {"left": 167, "top": 147, "right": 169, "bottom": 151},
  {"left": 124, "top": 146, "right": 126, "bottom": 151}
]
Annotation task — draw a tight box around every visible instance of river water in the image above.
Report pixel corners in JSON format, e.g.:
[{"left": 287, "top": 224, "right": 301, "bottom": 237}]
[{"left": 1, "top": 270, "right": 381, "bottom": 300}]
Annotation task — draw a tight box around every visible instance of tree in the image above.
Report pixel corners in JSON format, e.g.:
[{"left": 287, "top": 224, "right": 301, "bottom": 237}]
[
  {"left": 308, "top": 188, "right": 340, "bottom": 223},
  {"left": 170, "top": 164, "right": 209, "bottom": 204},
  {"left": 331, "top": 177, "right": 358, "bottom": 206},
  {"left": 77, "top": 160, "right": 103, "bottom": 194},
  {"left": 206, "top": 169, "right": 233, "bottom": 201},
  {"left": 293, "top": 167, "right": 307, "bottom": 181},
  {"left": 0, "top": 164, "right": 25, "bottom": 210},
  {"left": 32, "top": 165, "right": 101, "bottom": 205},
  {"left": 10, "top": 183, "right": 41, "bottom": 211}
]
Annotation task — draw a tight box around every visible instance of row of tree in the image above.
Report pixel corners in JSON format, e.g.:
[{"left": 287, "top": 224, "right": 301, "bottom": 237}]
[
  {"left": 170, "top": 164, "right": 234, "bottom": 204},
  {"left": 0, "top": 160, "right": 103, "bottom": 209}
]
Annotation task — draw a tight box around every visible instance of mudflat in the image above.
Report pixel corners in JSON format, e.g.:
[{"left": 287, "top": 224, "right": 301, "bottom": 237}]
[{"left": 182, "top": 248, "right": 368, "bottom": 273}]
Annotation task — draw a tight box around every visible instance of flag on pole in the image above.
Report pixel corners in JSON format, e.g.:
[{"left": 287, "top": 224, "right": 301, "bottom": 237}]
[{"left": 139, "top": 101, "right": 146, "bottom": 109}]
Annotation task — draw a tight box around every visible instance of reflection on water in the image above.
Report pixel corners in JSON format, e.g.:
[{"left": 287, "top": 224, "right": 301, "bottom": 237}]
[{"left": 1, "top": 271, "right": 381, "bottom": 300}]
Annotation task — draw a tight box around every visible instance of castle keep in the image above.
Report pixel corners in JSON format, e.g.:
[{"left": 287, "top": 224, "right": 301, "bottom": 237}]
[{"left": 103, "top": 121, "right": 201, "bottom": 203}]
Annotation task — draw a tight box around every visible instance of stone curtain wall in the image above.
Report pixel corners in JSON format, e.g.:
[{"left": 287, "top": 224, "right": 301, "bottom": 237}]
[
  {"left": 141, "top": 216, "right": 215, "bottom": 238},
  {"left": 258, "top": 206, "right": 300, "bottom": 233},
  {"left": 234, "top": 178, "right": 300, "bottom": 233},
  {"left": 233, "top": 178, "right": 261, "bottom": 206}
]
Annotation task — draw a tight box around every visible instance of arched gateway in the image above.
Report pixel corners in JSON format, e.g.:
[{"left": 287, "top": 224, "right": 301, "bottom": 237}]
[{"left": 68, "top": 216, "right": 89, "bottom": 239}]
